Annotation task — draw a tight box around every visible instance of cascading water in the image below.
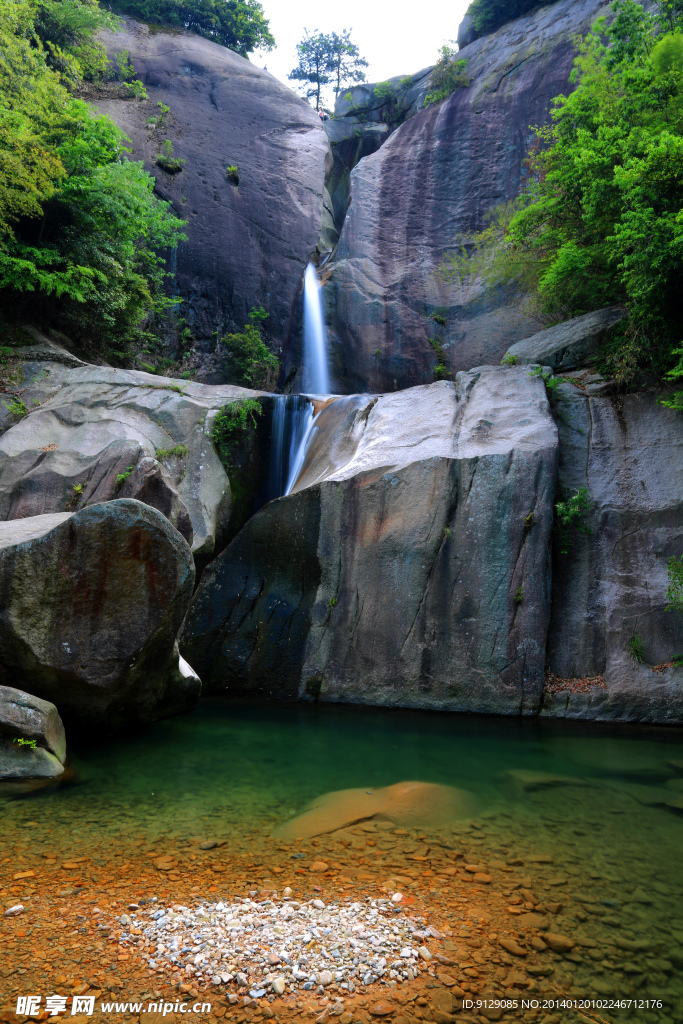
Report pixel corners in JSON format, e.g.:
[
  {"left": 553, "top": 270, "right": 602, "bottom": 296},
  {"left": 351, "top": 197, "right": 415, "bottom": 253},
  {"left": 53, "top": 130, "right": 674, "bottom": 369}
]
[
  {"left": 302, "top": 262, "right": 330, "bottom": 395},
  {"left": 268, "top": 263, "right": 331, "bottom": 498},
  {"left": 268, "top": 396, "right": 315, "bottom": 498}
]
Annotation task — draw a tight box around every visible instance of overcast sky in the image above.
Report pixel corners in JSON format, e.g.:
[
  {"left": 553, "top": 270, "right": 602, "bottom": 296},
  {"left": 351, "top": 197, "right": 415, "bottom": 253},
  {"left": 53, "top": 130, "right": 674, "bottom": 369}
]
[{"left": 253, "top": 0, "right": 470, "bottom": 108}]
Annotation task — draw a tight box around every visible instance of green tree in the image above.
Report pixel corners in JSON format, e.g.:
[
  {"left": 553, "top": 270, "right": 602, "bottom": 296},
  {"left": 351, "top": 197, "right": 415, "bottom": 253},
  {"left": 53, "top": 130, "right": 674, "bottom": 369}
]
[
  {"left": 107, "top": 0, "right": 274, "bottom": 56},
  {"left": 424, "top": 45, "right": 469, "bottom": 105},
  {"left": 327, "top": 29, "right": 367, "bottom": 96},
  {"left": 289, "top": 29, "right": 332, "bottom": 108},
  {"left": 464, "top": 0, "right": 553, "bottom": 37},
  {"left": 220, "top": 307, "right": 279, "bottom": 390}
]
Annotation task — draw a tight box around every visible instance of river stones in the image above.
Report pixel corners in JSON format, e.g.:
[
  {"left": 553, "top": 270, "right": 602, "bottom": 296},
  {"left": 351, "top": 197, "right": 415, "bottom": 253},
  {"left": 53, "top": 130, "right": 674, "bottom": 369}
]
[
  {"left": 0, "top": 500, "right": 200, "bottom": 729},
  {"left": 274, "top": 781, "right": 477, "bottom": 840},
  {"left": 0, "top": 685, "right": 66, "bottom": 779}
]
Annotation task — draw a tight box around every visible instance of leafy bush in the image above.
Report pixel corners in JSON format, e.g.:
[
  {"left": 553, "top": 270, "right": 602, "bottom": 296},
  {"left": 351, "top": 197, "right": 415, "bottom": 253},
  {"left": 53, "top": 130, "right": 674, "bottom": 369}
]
[
  {"left": 212, "top": 399, "right": 262, "bottom": 471},
  {"left": 555, "top": 486, "right": 593, "bottom": 554},
  {"left": 156, "top": 139, "right": 184, "bottom": 174},
  {"left": 529, "top": 366, "right": 562, "bottom": 406},
  {"left": 115, "top": 465, "right": 134, "bottom": 488},
  {"left": 155, "top": 443, "right": 188, "bottom": 460},
  {"left": 424, "top": 46, "right": 470, "bottom": 105},
  {"left": 225, "top": 164, "right": 239, "bottom": 185},
  {"left": 501, "top": 352, "right": 517, "bottom": 366},
  {"left": 465, "top": 0, "right": 553, "bottom": 36},
  {"left": 106, "top": 0, "right": 274, "bottom": 56},
  {"left": 221, "top": 307, "right": 279, "bottom": 390},
  {"left": 0, "top": 0, "right": 185, "bottom": 361},
  {"left": 628, "top": 633, "right": 646, "bottom": 663}
]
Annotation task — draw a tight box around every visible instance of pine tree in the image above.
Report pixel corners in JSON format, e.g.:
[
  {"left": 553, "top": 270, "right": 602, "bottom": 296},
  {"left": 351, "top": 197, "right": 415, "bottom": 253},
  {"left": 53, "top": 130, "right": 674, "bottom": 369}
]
[
  {"left": 288, "top": 30, "right": 332, "bottom": 109},
  {"left": 327, "top": 30, "right": 368, "bottom": 96}
]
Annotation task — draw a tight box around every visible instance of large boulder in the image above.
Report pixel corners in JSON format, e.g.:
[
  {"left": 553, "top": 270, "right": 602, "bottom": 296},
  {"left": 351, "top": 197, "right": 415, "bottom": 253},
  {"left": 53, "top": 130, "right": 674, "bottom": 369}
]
[
  {"left": 543, "top": 386, "right": 683, "bottom": 722},
  {"left": 96, "top": 19, "right": 331, "bottom": 364},
  {"left": 181, "top": 366, "right": 558, "bottom": 714},
  {"left": 503, "top": 307, "right": 625, "bottom": 372},
  {"left": 317, "top": 0, "right": 610, "bottom": 393},
  {"left": 0, "top": 686, "right": 66, "bottom": 779},
  {"left": 0, "top": 500, "right": 199, "bottom": 730},
  {"left": 0, "top": 366, "right": 271, "bottom": 559}
]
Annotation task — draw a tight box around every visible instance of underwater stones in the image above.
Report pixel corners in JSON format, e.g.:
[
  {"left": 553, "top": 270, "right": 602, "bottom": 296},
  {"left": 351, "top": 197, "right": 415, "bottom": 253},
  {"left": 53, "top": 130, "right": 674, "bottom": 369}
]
[
  {"left": 0, "top": 685, "right": 66, "bottom": 779},
  {"left": 0, "top": 500, "right": 199, "bottom": 730},
  {"left": 183, "top": 369, "right": 558, "bottom": 715},
  {"left": 273, "top": 781, "right": 477, "bottom": 841},
  {"left": 499, "top": 938, "right": 527, "bottom": 957},
  {"left": 499, "top": 770, "right": 588, "bottom": 793},
  {"left": 543, "top": 933, "right": 575, "bottom": 954}
]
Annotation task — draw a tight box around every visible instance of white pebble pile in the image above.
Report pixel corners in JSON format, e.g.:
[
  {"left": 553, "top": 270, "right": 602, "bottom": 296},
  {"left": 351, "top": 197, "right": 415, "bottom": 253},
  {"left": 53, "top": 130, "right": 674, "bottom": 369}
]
[{"left": 118, "top": 896, "right": 440, "bottom": 1000}]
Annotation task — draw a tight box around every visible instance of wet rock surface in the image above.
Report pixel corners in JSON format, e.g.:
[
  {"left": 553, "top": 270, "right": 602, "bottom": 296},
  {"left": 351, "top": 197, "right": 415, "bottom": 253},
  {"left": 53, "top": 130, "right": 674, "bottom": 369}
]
[
  {"left": 0, "top": 685, "right": 66, "bottom": 779},
  {"left": 543, "top": 386, "right": 683, "bottom": 722},
  {"left": 0, "top": 500, "right": 198, "bottom": 730},
  {"left": 96, "top": 20, "right": 330, "bottom": 357},
  {"left": 182, "top": 367, "right": 558, "bottom": 714}
]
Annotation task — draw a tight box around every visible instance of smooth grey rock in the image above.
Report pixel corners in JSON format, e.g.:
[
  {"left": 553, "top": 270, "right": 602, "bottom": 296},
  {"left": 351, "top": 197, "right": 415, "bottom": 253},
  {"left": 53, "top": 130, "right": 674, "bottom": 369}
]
[
  {"left": 0, "top": 366, "right": 270, "bottom": 558},
  {"left": 0, "top": 685, "right": 66, "bottom": 779},
  {"left": 0, "top": 499, "right": 199, "bottom": 729},
  {"left": 181, "top": 367, "right": 557, "bottom": 714},
  {"left": 97, "top": 19, "right": 331, "bottom": 355},
  {"left": 318, "top": 0, "right": 611, "bottom": 393},
  {"left": 543, "top": 387, "right": 683, "bottom": 723},
  {"left": 504, "top": 308, "right": 626, "bottom": 371}
]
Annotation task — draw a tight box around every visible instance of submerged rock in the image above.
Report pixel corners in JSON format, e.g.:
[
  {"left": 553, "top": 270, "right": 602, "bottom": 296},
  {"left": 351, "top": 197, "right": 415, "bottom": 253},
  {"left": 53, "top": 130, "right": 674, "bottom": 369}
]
[
  {"left": 0, "top": 500, "right": 199, "bottom": 729},
  {"left": 182, "top": 367, "right": 557, "bottom": 714},
  {"left": 274, "top": 780, "right": 476, "bottom": 840},
  {"left": 0, "top": 685, "right": 66, "bottom": 779}
]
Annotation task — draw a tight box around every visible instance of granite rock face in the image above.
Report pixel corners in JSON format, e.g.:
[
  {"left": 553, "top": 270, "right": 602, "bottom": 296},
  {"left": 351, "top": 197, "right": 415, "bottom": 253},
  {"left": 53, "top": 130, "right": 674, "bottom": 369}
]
[
  {"left": 504, "top": 307, "right": 626, "bottom": 372},
  {"left": 0, "top": 366, "right": 270, "bottom": 559},
  {"left": 543, "top": 387, "right": 683, "bottom": 723},
  {"left": 182, "top": 367, "right": 558, "bottom": 714},
  {"left": 0, "top": 685, "right": 66, "bottom": 779},
  {"left": 96, "top": 19, "right": 331, "bottom": 360},
  {"left": 322, "top": 0, "right": 609, "bottom": 393},
  {"left": 0, "top": 500, "right": 199, "bottom": 730}
]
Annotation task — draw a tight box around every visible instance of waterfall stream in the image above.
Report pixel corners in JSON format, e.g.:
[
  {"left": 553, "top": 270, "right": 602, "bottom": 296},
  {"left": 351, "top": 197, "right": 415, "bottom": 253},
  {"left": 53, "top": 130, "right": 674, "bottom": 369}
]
[{"left": 302, "top": 262, "right": 330, "bottom": 395}]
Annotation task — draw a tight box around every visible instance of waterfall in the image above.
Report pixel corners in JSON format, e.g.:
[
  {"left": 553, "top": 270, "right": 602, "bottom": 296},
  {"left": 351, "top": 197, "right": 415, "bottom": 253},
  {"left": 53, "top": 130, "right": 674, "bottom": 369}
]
[
  {"left": 302, "top": 263, "right": 330, "bottom": 394},
  {"left": 268, "top": 396, "right": 316, "bottom": 499}
]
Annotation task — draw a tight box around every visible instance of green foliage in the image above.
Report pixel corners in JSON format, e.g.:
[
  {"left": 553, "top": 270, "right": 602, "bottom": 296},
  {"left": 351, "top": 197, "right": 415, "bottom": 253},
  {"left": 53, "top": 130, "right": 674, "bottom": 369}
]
[
  {"left": 327, "top": 596, "right": 337, "bottom": 608},
  {"left": 13, "top": 736, "right": 37, "bottom": 749},
  {"left": 555, "top": 486, "right": 594, "bottom": 554},
  {"left": 666, "top": 554, "right": 683, "bottom": 612},
  {"left": 5, "top": 397, "right": 28, "bottom": 418},
  {"left": 221, "top": 307, "right": 279, "bottom": 390},
  {"left": 106, "top": 0, "right": 274, "bottom": 56},
  {"left": 115, "top": 464, "right": 134, "bottom": 488},
  {"left": 225, "top": 164, "right": 239, "bottom": 185},
  {"left": 529, "top": 366, "right": 562, "bottom": 406},
  {"left": 424, "top": 46, "right": 470, "bottom": 105},
  {"left": 514, "top": 585, "right": 523, "bottom": 604},
  {"left": 501, "top": 352, "right": 517, "bottom": 365},
  {"left": 628, "top": 633, "right": 646, "bottom": 663},
  {"left": 673, "top": 653, "right": 683, "bottom": 666},
  {"left": 147, "top": 101, "right": 170, "bottom": 126},
  {"left": 289, "top": 28, "right": 367, "bottom": 106},
  {"left": 156, "top": 139, "right": 184, "bottom": 174},
  {"left": 373, "top": 81, "right": 394, "bottom": 103},
  {"left": 155, "top": 443, "right": 188, "bottom": 459},
  {"left": 431, "top": 313, "right": 447, "bottom": 326},
  {"left": 465, "top": 0, "right": 553, "bottom": 36},
  {"left": 429, "top": 337, "right": 450, "bottom": 381},
  {"left": 212, "top": 398, "right": 262, "bottom": 471},
  {"left": 0, "top": 0, "right": 186, "bottom": 361}
]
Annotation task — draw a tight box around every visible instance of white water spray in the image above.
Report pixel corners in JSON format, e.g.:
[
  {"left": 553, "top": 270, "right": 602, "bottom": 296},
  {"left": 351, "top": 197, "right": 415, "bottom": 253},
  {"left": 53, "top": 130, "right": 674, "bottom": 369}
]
[{"left": 302, "top": 263, "right": 330, "bottom": 395}]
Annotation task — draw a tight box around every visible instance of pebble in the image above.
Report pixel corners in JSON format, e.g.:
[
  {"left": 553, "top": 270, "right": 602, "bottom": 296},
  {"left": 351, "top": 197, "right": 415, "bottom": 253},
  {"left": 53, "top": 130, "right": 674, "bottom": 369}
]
[
  {"left": 4, "top": 904, "right": 24, "bottom": 917},
  {"left": 499, "top": 937, "right": 527, "bottom": 956},
  {"left": 125, "top": 895, "right": 427, "bottom": 998},
  {"left": 543, "top": 933, "right": 575, "bottom": 953}
]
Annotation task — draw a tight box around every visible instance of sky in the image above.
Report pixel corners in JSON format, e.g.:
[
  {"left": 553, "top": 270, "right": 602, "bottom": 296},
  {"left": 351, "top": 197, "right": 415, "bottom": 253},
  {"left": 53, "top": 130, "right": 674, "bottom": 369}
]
[{"left": 253, "top": 0, "right": 471, "bottom": 109}]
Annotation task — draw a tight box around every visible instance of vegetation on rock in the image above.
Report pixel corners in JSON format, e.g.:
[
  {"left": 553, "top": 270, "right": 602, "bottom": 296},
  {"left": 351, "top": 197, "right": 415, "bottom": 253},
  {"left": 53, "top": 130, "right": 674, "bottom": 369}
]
[
  {"left": 424, "top": 45, "right": 470, "bottom": 105},
  {"left": 442, "top": 0, "right": 683, "bottom": 404},
  {"left": 105, "top": 0, "right": 274, "bottom": 56},
  {"left": 212, "top": 398, "right": 261, "bottom": 472},
  {"left": 0, "top": 0, "right": 185, "bottom": 363},
  {"left": 465, "top": 0, "right": 553, "bottom": 37},
  {"left": 220, "top": 307, "right": 279, "bottom": 390},
  {"left": 555, "top": 486, "right": 593, "bottom": 554}
]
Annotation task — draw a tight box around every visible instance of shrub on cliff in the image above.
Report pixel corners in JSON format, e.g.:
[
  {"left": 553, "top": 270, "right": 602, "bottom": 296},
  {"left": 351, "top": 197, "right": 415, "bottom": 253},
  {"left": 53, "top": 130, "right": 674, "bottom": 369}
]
[
  {"left": 441, "top": 0, "right": 683, "bottom": 403},
  {"left": 105, "top": 0, "right": 274, "bottom": 56},
  {"left": 220, "top": 307, "right": 279, "bottom": 390},
  {"left": 465, "top": 0, "right": 553, "bottom": 37},
  {"left": 424, "top": 45, "right": 470, "bottom": 105},
  {"left": 0, "top": 0, "right": 185, "bottom": 361}
]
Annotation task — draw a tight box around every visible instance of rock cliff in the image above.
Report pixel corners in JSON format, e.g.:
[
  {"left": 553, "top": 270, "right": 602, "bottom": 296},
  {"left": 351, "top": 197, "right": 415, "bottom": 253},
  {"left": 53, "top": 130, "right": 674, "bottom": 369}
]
[
  {"left": 96, "top": 20, "right": 331, "bottom": 371},
  {"left": 181, "top": 367, "right": 558, "bottom": 715},
  {"left": 320, "top": 0, "right": 611, "bottom": 393}
]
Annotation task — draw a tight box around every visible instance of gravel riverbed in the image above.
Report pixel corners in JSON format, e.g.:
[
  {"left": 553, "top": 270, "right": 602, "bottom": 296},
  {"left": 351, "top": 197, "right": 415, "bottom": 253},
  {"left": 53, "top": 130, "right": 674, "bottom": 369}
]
[{"left": 122, "top": 895, "right": 437, "bottom": 1001}]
